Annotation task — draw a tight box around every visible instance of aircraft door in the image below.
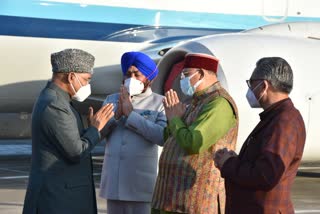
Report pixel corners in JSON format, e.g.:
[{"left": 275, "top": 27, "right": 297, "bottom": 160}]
[{"left": 304, "top": 91, "right": 320, "bottom": 161}]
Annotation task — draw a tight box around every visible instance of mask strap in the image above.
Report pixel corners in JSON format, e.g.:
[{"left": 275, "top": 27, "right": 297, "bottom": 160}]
[
  {"left": 74, "top": 73, "right": 83, "bottom": 87},
  {"left": 257, "top": 81, "right": 267, "bottom": 101},
  {"left": 189, "top": 71, "right": 199, "bottom": 79},
  {"left": 146, "top": 66, "right": 158, "bottom": 80},
  {"left": 189, "top": 70, "right": 203, "bottom": 88},
  {"left": 70, "top": 73, "right": 83, "bottom": 94},
  {"left": 251, "top": 80, "right": 264, "bottom": 92},
  {"left": 70, "top": 82, "right": 77, "bottom": 94},
  {"left": 193, "top": 78, "right": 203, "bottom": 89}
]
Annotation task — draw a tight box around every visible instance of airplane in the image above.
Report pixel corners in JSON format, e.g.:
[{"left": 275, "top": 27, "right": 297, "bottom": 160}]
[{"left": 0, "top": 0, "right": 320, "bottom": 163}]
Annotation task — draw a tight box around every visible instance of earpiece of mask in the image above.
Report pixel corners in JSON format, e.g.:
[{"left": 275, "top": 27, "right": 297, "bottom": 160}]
[{"left": 124, "top": 78, "right": 144, "bottom": 96}]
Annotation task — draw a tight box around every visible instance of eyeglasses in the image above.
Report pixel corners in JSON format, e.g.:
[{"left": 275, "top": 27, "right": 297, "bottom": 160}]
[
  {"left": 71, "top": 73, "right": 91, "bottom": 85},
  {"left": 246, "top": 79, "right": 264, "bottom": 89},
  {"left": 78, "top": 75, "right": 91, "bottom": 84},
  {"left": 246, "top": 80, "right": 252, "bottom": 89},
  {"left": 181, "top": 69, "right": 201, "bottom": 79}
]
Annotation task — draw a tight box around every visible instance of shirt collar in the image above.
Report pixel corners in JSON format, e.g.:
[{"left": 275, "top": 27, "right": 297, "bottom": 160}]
[
  {"left": 193, "top": 81, "right": 220, "bottom": 101},
  {"left": 259, "top": 98, "right": 292, "bottom": 120},
  {"left": 131, "top": 87, "right": 152, "bottom": 100},
  {"left": 47, "top": 81, "right": 71, "bottom": 102}
]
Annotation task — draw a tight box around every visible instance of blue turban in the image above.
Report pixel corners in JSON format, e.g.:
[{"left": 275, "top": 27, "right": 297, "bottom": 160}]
[{"left": 121, "top": 52, "right": 159, "bottom": 81}]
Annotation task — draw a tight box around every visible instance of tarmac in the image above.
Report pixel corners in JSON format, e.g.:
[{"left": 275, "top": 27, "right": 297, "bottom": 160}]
[{"left": 0, "top": 140, "right": 320, "bottom": 214}]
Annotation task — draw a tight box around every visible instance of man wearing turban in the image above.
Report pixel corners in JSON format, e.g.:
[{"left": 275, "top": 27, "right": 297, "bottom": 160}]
[{"left": 99, "top": 52, "right": 167, "bottom": 214}]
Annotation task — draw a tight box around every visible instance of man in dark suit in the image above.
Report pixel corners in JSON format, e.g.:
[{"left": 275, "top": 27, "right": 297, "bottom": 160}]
[
  {"left": 214, "top": 57, "right": 306, "bottom": 214},
  {"left": 23, "top": 48, "right": 114, "bottom": 214}
]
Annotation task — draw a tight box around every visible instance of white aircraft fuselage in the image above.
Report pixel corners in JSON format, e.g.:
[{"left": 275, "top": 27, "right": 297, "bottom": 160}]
[{"left": 0, "top": 0, "right": 319, "bottom": 163}]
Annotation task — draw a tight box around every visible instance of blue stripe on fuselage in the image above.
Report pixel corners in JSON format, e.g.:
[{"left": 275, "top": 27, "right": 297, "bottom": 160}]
[
  {"left": 0, "top": 15, "right": 240, "bottom": 42},
  {"left": 0, "top": 15, "right": 141, "bottom": 41},
  {"left": 2, "top": 0, "right": 320, "bottom": 30},
  {"left": 2, "top": 0, "right": 320, "bottom": 42}
]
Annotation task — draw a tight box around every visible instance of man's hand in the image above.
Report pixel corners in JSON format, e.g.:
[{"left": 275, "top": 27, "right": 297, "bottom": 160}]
[
  {"left": 88, "top": 104, "right": 114, "bottom": 131},
  {"left": 115, "top": 91, "right": 123, "bottom": 120},
  {"left": 214, "top": 148, "right": 237, "bottom": 170},
  {"left": 163, "top": 89, "right": 186, "bottom": 121},
  {"left": 120, "top": 85, "right": 133, "bottom": 117}
]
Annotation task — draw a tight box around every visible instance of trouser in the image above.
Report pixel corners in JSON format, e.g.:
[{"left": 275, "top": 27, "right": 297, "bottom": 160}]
[{"left": 107, "top": 199, "right": 151, "bottom": 214}]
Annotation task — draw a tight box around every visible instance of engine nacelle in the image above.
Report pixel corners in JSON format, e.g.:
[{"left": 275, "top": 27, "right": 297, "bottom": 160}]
[{"left": 153, "top": 23, "right": 320, "bottom": 162}]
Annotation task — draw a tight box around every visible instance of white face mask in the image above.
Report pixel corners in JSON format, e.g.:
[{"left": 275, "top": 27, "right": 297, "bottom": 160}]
[
  {"left": 124, "top": 78, "right": 145, "bottom": 96},
  {"left": 246, "top": 81, "right": 265, "bottom": 108},
  {"left": 180, "top": 71, "right": 203, "bottom": 96},
  {"left": 70, "top": 73, "right": 91, "bottom": 102}
]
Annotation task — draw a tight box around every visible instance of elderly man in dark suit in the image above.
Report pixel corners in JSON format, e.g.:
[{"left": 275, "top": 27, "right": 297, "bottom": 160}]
[
  {"left": 23, "top": 48, "right": 114, "bottom": 214},
  {"left": 215, "top": 57, "right": 306, "bottom": 214}
]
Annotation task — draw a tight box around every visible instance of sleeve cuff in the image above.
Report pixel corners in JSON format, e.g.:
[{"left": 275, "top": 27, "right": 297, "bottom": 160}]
[
  {"left": 163, "top": 127, "right": 170, "bottom": 141},
  {"left": 83, "top": 126, "right": 101, "bottom": 145},
  {"left": 221, "top": 156, "right": 237, "bottom": 178},
  {"left": 168, "top": 117, "right": 186, "bottom": 137},
  {"left": 125, "top": 111, "right": 141, "bottom": 131}
]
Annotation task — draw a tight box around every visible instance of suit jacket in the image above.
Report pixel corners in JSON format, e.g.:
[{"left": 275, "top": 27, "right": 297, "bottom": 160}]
[
  {"left": 99, "top": 87, "right": 167, "bottom": 202},
  {"left": 221, "top": 98, "right": 306, "bottom": 214},
  {"left": 23, "top": 82, "right": 101, "bottom": 214}
]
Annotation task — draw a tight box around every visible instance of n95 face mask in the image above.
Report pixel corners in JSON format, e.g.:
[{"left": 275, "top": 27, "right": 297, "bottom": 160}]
[
  {"left": 124, "top": 78, "right": 144, "bottom": 96},
  {"left": 70, "top": 74, "right": 91, "bottom": 102}
]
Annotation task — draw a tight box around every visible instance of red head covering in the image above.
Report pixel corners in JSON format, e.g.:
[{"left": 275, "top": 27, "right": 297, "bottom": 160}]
[{"left": 183, "top": 53, "right": 219, "bottom": 73}]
